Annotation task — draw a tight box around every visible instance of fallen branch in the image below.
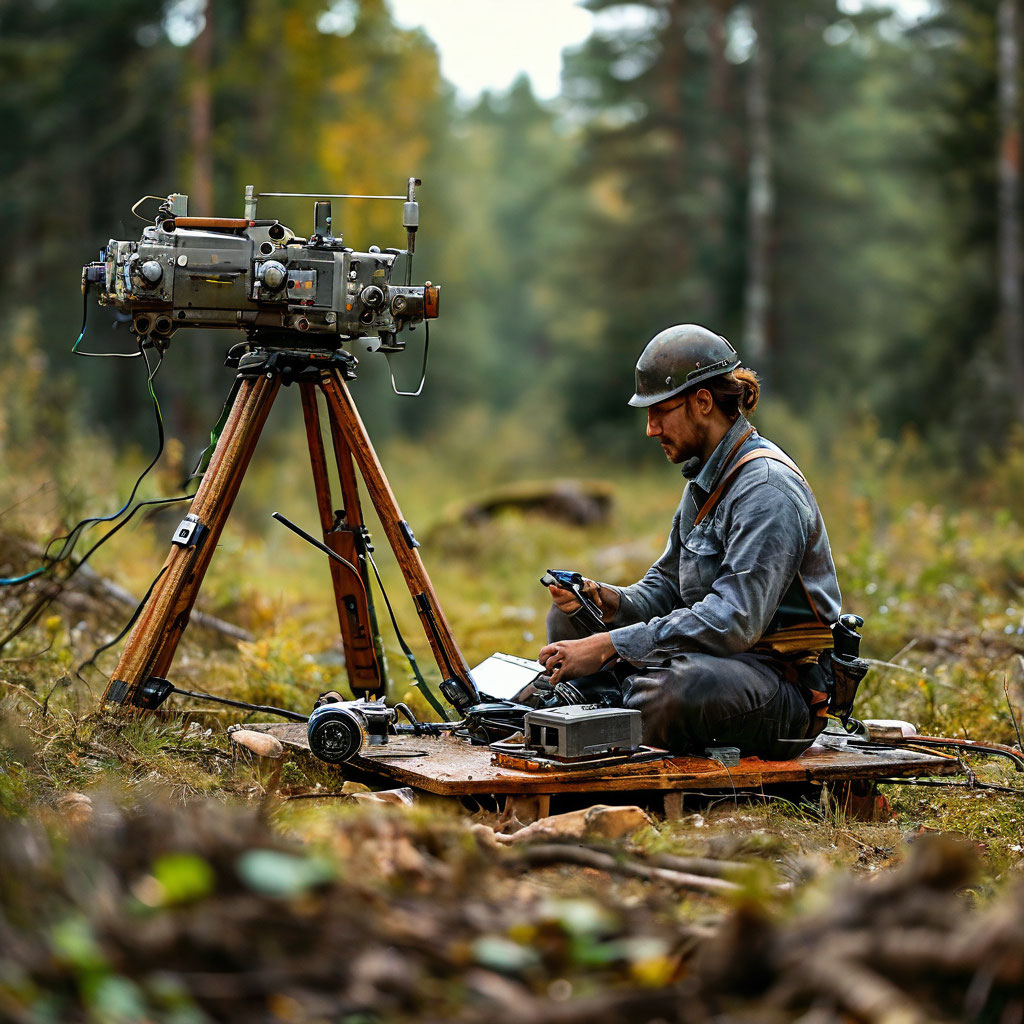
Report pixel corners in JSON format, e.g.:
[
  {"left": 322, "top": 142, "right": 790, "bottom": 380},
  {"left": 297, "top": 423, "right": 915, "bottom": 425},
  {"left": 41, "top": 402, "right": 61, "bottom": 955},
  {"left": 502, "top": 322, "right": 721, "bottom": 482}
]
[
  {"left": 504, "top": 843, "right": 740, "bottom": 895},
  {"left": 159, "top": 745, "right": 233, "bottom": 761},
  {"left": 646, "top": 851, "right": 748, "bottom": 878},
  {"left": 73, "top": 563, "right": 252, "bottom": 643},
  {"left": 283, "top": 792, "right": 354, "bottom": 801},
  {"left": 0, "top": 532, "right": 251, "bottom": 646},
  {"left": 0, "top": 680, "right": 44, "bottom": 709},
  {"left": 863, "top": 658, "right": 954, "bottom": 685}
]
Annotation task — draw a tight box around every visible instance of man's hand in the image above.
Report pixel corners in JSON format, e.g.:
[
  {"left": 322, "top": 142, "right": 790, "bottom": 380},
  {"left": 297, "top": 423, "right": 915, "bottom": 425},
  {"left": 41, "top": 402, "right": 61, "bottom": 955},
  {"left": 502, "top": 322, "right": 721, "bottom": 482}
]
[
  {"left": 538, "top": 633, "right": 618, "bottom": 684},
  {"left": 547, "top": 578, "right": 621, "bottom": 623}
]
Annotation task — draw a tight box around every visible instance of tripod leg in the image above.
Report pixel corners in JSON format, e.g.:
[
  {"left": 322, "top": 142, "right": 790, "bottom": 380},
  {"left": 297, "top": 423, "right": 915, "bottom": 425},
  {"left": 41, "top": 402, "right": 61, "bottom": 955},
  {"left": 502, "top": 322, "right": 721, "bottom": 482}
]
[
  {"left": 318, "top": 371, "right": 479, "bottom": 703},
  {"left": 102, "top": 373, "right": 280, "bottom": 707},
  {"left": 299, "top": 382, "right": 385, "bottom": 697}
]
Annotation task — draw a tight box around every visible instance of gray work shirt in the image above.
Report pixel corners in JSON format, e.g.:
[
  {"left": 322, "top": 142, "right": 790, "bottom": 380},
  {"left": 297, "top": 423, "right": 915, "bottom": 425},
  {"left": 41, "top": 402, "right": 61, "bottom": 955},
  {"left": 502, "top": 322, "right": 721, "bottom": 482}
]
[{"left": 608, "top": 415, "right": 842, "bottom": 666}]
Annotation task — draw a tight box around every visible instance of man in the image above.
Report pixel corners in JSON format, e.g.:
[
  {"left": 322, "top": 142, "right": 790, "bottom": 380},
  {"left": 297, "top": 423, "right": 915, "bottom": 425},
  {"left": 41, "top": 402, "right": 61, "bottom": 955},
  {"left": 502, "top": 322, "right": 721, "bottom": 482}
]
[{"left": 537, "top": 324, "right": 842, "bottom": 760}]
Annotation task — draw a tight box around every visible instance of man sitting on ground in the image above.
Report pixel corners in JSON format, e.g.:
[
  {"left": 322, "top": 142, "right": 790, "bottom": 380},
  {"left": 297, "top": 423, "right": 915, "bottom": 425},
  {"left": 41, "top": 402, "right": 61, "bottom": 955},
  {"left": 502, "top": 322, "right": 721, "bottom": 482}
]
[{"left": 537, "top": 324, "right": 842, "bottom": 760}]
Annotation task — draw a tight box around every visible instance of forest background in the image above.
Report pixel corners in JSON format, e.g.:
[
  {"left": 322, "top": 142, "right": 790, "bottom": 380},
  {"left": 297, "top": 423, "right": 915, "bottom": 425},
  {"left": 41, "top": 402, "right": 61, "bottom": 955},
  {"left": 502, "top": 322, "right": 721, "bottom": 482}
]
[
  {"left": 2, "top": 2, "right": 1024, "bottom": 1020},
  {"left": 4, "top": 0, "right": 1024, "bottom": 657},
  {"left": 6, "top": 0, "right": 1024, "bottom": 463},
  {"left": 2, "top": 0, "right": 1024, "bottom": 710}
]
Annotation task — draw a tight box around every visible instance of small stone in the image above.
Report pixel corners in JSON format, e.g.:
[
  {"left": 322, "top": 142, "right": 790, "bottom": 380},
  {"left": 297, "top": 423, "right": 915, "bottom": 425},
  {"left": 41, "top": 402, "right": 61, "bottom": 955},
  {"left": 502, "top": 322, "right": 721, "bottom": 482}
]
[
  {"left": 56, "top": 792, "right": 93, "bottom": 825},
  {"left": 497, "top": 804, "right": 654, "bottom": 845},
  {"left": 341, "top": 780, "right": 371, "bottom": 795},
  {"left": 229, "top": 730, "right": 285, "bottom": 758},
  {"left": 351, "top": 787, "right": 416, "bottom": 806}
]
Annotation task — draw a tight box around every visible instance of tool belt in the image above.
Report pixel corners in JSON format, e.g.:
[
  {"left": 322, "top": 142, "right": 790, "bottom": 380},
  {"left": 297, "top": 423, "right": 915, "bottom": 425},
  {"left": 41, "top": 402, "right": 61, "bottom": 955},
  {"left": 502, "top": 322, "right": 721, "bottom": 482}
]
[
  {"left": 693, "top": 434, "right": 868, "bottom": 734},
  {"left": 752, "top": 626, "right": 833, "bottom": 739},
  {"left": 755, "top": 634, "right": 868, "bottom": 740},
  {"left": 754, "top": 623, "right": 834, "bottom": 658}
]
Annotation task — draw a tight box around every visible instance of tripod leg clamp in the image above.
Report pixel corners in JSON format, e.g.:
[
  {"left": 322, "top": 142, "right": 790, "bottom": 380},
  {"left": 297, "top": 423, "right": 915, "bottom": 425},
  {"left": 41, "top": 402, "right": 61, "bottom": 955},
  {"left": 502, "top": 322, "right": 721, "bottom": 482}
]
[
  {"left": 399, "top": 520, "right": 419, "bottom": 549},
  {"left": 105, "top": 678, "right": 131, "bottom": 704},
  {"left": 171, "top": 513, "right": 208, "bottom": 549},
  {"left": 104, "top": 676, "right": 175, "bottom": 708}
]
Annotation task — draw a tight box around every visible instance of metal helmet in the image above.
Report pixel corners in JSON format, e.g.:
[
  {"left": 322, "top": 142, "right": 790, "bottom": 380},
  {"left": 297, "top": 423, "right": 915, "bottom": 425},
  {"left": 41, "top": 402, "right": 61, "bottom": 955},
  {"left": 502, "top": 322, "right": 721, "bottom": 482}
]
[{"left": 628, "top": 324, "right": 741, "bottom": 408}]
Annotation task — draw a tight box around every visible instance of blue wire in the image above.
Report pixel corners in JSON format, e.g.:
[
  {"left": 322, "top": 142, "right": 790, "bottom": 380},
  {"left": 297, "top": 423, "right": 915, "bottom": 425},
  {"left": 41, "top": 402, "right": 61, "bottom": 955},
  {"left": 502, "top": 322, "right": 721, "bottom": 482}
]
[{"left": 0, "top": 568, "right": 46, "bottom": 585}]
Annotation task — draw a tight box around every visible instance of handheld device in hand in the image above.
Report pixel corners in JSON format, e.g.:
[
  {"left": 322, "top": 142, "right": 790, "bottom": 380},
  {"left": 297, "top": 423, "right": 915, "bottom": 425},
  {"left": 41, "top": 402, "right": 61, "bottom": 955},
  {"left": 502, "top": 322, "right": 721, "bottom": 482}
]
[{"left": 540, "top": 568, "right": 607, "bottom": 634}]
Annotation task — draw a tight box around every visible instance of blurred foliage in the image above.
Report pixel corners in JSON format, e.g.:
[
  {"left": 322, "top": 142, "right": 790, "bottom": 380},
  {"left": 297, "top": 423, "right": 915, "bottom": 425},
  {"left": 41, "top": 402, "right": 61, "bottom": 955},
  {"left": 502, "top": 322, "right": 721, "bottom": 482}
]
[{"left": 1, "top": 0, "right": 1023, "bottom": 465}]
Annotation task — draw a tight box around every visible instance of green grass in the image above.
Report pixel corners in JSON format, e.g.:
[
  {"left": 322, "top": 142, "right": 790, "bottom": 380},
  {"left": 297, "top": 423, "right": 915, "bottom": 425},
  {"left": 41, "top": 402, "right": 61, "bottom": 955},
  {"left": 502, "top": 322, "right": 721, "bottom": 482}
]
[{"left": 2, "top": 380, "right": 1024, "bottom": 888}]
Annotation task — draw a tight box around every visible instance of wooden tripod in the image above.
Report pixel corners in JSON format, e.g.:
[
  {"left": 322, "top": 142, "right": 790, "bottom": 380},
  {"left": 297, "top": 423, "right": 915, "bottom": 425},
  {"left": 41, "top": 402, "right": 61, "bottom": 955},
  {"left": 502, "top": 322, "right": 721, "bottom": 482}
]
[{"left": 101, "top": 348, "right": 476, "bottom": 713}]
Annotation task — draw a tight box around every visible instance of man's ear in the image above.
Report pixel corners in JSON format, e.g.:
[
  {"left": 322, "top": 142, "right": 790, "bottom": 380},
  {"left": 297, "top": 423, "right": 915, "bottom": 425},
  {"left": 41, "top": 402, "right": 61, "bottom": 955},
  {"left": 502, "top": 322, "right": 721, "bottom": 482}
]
[{"left": 693, "top": 387, "right": 714, "bottom": 415}]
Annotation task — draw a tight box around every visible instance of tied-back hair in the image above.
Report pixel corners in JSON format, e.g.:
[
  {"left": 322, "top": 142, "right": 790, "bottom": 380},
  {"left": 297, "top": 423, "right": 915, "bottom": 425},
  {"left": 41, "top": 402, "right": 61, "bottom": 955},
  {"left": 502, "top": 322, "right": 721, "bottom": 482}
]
[{"left": 704, "top": 367, "right": 760, "bottom": 419}]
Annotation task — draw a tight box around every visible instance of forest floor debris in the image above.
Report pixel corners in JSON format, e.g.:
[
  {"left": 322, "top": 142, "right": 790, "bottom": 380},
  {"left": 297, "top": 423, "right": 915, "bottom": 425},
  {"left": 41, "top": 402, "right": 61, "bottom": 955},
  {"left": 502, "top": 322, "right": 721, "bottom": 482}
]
[{"left": 1, "top": 797, "right": 1022, "bottom": 1023}]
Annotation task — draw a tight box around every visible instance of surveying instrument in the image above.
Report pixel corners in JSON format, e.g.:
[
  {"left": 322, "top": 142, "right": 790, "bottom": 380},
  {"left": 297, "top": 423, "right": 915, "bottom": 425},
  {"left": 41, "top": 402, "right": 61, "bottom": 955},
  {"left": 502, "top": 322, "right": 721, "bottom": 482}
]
[{"left": 82, "top": 180, "right": 487, "bottom": 724}]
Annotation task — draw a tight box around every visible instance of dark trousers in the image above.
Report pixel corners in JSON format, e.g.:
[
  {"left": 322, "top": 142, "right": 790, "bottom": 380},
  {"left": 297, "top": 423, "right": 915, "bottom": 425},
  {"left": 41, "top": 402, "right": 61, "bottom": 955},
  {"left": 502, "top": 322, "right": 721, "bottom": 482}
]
[{"left": 546, "top": 607, "right": 812, "bottom": 761}]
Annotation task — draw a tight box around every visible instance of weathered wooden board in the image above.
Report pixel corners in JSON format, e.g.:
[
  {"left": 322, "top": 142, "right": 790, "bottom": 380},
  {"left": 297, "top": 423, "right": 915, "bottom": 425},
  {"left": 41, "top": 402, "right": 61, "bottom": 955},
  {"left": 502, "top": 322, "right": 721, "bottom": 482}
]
[{"left": 249, "top": 723, "right": 960, "bottom": 797}]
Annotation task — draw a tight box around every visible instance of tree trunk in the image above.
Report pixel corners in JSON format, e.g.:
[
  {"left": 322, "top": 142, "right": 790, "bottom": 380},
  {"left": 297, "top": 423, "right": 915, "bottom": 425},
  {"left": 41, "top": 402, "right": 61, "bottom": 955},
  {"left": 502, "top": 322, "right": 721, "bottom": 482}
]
[
  {"left": 998, "top": 0, "right": 1024, "bottom": 421},
  {"left": 660, "top": 0, "right": 689, "bottom": 281},
  {"left": 187, "top": 0, "right": 224, "bottom": 441},
  {"left": 744, "top": 0, "right": 773, "bottom": 370},
  {"left": 703, "top": 0, "right": 731, "bottom": 324},
  {"left": 189, "top": 1, "right": 215, "bottom": 217}
]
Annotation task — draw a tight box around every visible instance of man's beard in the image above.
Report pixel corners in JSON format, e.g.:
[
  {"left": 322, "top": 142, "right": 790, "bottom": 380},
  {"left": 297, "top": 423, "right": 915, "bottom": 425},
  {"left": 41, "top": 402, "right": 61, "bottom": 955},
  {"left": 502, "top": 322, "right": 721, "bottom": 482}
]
[{"left": 660, "top": 437, "right": 702, "bottom": 475}]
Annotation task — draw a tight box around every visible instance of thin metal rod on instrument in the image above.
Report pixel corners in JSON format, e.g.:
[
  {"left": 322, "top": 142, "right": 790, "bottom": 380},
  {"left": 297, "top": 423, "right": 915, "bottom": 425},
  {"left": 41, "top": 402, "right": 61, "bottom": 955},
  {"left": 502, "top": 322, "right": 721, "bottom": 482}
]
[
  {"left": 272, "top": 513, "right": 360, "bottom": 574},
  {"left": 257, "top": 192, "right": 405, "bottom": 200}
]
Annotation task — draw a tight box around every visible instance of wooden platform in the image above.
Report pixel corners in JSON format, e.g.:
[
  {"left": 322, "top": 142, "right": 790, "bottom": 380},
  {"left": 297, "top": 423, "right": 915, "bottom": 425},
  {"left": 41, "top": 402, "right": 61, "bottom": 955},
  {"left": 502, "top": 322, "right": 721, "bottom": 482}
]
[{"left": 250, "top": 723, "right": 961, "bottom": 797}]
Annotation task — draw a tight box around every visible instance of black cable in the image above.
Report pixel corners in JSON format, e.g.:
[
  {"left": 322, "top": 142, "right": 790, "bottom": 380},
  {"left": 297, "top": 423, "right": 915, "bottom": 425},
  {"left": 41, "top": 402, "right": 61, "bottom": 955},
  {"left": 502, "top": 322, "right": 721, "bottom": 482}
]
[
  {"left": 3, "top": 340, "right": 168, "bottom": 594},
  {"left": 877, "top": 777, "right": 1024, "bottom": 798},
  {"left": 270, "top": 513, "right": 387, "bottom": 689},
  {"left": 384, "top": 321, "right": 430, "bottom": 397},
  {"left": 0, "top": 492, "right": 195, "bottom": 653},
  {"left": 168, "top": 686, "right": 308, "bottom": 722},
  {"left": 69, "top": 491, "right": 195, "bottom": 575},
  {"left": 0, "top": 324, "right": 145, "bottom": 586},
  {"left": 362, "top": 547, "right": 449, "bottom": 719},
  {"left": 45, "top": 342, "right": 167, "bottom": 565},
  {"left": 71, "top": 283, "right": 143, "bottom": 360},
  {"left": 0, "top": 345, "right": 186, "bottom": 651},
  {"left": 189, "top": 377, "right": 242, "bottom": 481},
  {"left": 74, "top": 566, "right": 169, "bottom": 684}
]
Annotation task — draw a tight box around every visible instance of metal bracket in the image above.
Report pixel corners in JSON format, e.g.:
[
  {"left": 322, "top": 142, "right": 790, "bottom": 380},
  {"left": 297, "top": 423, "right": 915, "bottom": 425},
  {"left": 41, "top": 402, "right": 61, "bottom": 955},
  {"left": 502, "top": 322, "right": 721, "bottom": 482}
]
[
  {"left": 105, "top": 678, "right": 130, "bottom": 704},
  {"left": 171, "top": 513, "right": 206, "bottom": 548},
  {"left": 330, "top": 512, "right": 375, "bottom": 555},
  {"left": 231, "top": 346, "right": 358, "bottom": 385}
]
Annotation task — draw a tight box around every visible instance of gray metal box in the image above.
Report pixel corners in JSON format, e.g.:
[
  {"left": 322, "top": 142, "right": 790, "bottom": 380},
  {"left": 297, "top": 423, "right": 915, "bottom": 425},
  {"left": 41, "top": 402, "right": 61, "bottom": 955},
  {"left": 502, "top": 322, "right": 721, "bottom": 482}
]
[{"left": 524, "top": 705, "right": 642, "bottom": 758}]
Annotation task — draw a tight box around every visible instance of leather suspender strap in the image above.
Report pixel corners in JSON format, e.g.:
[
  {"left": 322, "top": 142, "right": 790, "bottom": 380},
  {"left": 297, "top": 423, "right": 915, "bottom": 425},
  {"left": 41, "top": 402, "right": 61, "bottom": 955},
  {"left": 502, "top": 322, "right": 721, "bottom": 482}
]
[
  {"left": 720, "top": 427, "right": 755, "bottom": 474},
  {"left": 689, "top": 427, "right": 754, "bottom": 518},
  {"left": 694, "top": 448, "right": 806, "bottom": 526},
  {"left": 692, "top": 445, "right": 826, "bottom": 628}
]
